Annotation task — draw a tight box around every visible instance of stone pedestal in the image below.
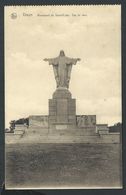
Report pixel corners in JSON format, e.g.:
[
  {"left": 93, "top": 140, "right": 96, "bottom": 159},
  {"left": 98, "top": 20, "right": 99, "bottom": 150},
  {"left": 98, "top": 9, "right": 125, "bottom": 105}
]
[{"left": 49, "top": 88, "right": 76, "bottom": 130}]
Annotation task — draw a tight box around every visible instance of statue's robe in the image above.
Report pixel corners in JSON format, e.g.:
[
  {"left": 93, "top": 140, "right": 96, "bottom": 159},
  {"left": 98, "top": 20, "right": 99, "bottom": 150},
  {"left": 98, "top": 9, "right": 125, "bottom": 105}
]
[{"left": 46, "top": 56, "right": 79, "bottom": 88}]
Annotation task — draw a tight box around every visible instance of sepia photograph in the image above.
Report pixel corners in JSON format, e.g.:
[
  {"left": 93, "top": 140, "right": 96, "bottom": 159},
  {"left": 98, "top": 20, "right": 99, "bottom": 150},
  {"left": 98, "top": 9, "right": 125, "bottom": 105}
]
[{"left": 5, "top": 5, "right": 122, "bottom": 189}]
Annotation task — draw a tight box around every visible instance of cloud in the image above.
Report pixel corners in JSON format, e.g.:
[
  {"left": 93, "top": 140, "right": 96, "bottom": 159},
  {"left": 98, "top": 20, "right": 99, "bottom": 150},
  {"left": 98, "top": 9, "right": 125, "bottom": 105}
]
[
  {"left": 5, "top": 5, "right": 121, "bottom": 127},
  {"left": 5, "top": 52, "right": 121, "bottom": 127}
]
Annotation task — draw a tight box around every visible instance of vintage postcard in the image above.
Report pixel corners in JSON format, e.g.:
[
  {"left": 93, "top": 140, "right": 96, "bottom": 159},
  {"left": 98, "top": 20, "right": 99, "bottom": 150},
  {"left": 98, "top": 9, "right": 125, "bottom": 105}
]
[{"left": 5, "top": 5, "right": 122, "bottom": 189}]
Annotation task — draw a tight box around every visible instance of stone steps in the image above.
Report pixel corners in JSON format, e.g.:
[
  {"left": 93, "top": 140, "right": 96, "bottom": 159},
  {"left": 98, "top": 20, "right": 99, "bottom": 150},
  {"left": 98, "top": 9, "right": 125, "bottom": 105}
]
[
  {"left": 6, "top": 132, "right": 120, "bottom": 144},
  {"left": 25, "top": 127, "right": 96, "bottom": 136},
  {"left": 18, "top": 133, "right": 101, "bottom": 143},
  {"left": 5, "top": 127, "right": 120, "bottom": 144}
]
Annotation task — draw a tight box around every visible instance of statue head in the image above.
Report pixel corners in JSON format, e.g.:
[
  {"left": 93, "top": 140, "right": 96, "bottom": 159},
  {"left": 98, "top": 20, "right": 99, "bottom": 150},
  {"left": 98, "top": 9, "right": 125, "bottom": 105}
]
[{"left": 59, "top": 50, "right": 65, "bottom": 57}]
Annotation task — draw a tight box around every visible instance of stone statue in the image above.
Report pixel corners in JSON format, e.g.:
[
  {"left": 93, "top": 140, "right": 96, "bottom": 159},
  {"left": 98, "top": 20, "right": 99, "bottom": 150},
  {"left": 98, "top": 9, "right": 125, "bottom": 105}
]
[{"left": 44, "top": 50, "right": 81, "bottom": 88}]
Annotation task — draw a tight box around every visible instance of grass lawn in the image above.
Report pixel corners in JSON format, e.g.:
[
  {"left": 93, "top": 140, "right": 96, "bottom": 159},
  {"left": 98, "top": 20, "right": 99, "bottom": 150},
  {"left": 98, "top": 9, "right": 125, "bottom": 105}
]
[{"left": 5, "top": 143, "right": 122, "bottom": 189}]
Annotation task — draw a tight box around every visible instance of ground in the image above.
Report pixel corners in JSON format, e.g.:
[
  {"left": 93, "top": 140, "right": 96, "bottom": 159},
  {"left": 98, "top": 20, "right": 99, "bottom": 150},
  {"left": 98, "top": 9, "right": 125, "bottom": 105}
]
[{"left": 5, "top": 143, "right": 122, "bottom": 189}]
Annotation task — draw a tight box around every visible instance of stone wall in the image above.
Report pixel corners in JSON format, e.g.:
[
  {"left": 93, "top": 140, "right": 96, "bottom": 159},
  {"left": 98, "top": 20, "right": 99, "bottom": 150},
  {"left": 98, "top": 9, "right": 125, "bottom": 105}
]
[
  {"left": 15, "top": 124, "right": 27, "bottom": 130},
  {"left": 29, "top": 115, "right": 48, "bottom": 128},
  {"left": 76, "top": 115, "right": 96, "bottom": 135},
  {"left": 5, "top": 133, "right": 23, "bottom": 144},
  {"left": 5, "top": 132, "right": 121, "bottom": 144},
  {"left": 5, "top": 114, "right": 120, "bottom": 144},
  {"left": 100, "top": 133, "right": 121, "bottom": 143},
  {"left": 29, "top": 115, "right": 97, "bottom": 130},
  {"left": 96, "top": 124, "right": 109, "bottom": 135},
  {"left": 14, "top": 124, "right": 27, "bottom": 135}
]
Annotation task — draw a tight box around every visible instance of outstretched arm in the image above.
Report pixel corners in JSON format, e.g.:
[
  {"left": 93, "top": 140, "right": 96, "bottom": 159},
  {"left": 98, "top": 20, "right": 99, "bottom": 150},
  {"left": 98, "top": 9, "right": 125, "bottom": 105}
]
[
  {"left": 43, "top": 58, "right": 50, "bottom": 61},
  {"left": 71, "top": 58, "right": 81, "bottom": 64},
  {"left": 43, "top": 58, "right": 53, "bottom": 65},
  {"left": 66, "top": 57, "right": 81, "bottom": 65},
  {"left": 43, "top": 58, "right": 58, "bottom": 65}
]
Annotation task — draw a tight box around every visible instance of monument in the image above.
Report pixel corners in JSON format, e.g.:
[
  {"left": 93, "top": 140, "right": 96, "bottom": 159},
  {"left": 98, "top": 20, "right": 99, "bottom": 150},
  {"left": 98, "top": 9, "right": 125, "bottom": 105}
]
[
  {"left": 44, "top": 50, "right": 80, "bottom": 130},
  {"left": 5, "top": 50, "right": 120, "bottom": 144}
]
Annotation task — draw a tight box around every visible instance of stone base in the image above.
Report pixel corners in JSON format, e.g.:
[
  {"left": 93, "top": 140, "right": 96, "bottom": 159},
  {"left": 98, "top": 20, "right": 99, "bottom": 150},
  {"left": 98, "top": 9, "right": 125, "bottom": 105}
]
[{"left": 49, "top": 88, "right": 76, "bottom": 129}]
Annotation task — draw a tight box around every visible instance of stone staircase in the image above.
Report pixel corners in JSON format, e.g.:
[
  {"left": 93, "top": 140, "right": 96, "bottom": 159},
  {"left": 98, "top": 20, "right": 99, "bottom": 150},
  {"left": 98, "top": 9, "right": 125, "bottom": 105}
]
[
  {"left": 16, "top": 127, "right": 101, "bottom": 143},
  {"left": 6, "top": 127, "right": 120, "bottom": 144}
]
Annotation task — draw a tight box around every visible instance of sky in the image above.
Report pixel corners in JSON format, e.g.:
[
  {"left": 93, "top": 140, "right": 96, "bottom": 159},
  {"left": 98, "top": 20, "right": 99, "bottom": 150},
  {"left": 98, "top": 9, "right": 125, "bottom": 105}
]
[{"left": 5, "top": 5, "right": 121, "bottom": 127}]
